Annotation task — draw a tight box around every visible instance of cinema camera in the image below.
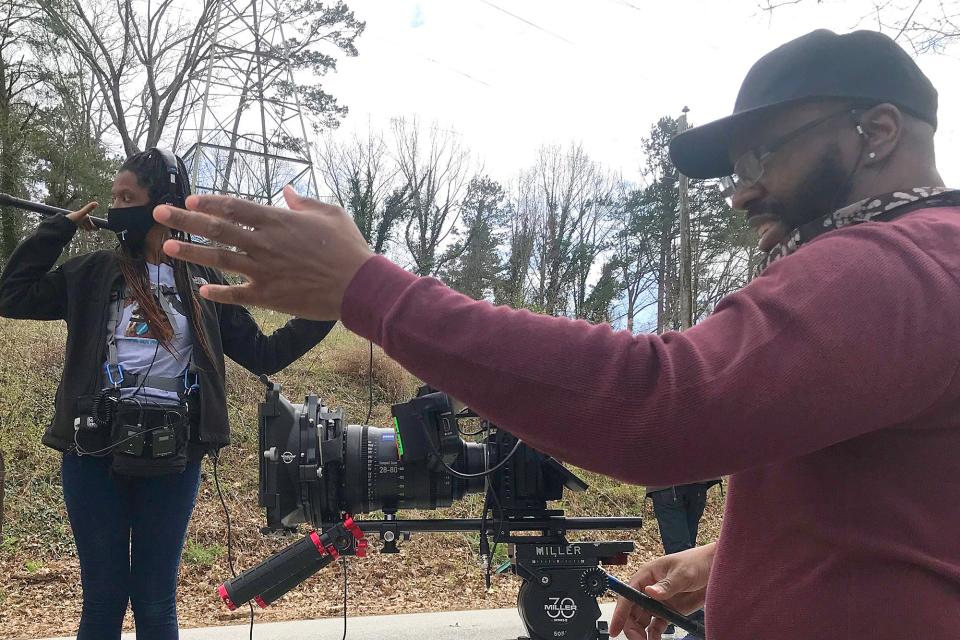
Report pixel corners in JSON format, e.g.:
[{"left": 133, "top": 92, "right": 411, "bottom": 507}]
[{"left": 217, "top": 379, "right": 705, "bottom": 640}]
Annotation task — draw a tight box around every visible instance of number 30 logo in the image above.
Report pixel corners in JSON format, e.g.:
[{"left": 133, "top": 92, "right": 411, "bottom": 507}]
[{"left": 545, "top": 597, "right": 577, "bottom": 620}]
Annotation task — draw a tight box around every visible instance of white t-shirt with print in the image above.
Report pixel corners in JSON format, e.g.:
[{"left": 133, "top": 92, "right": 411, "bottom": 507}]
[{"left": 104, "top": 263, "right": 194, "bottom": 405}]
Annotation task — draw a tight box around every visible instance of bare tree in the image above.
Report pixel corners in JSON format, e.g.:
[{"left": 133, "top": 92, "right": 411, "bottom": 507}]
[
  {"left": 35, "top": 0, "right": 363, "bottom": 158},
  {"left": 393, "top": 117, "right": 472, "bottom": 276},
  {"left": 317, "top": 130, "right": 409, "bottom": 254},
  {"left": 530, "top": 143, "right": 602, "bottom": 315},
  {"left": 36, "top": 0, "right": 223, "bottom": 156},
  {"left": 32, "top": 25, "right": 113, "bottom": 148},
  {"left": 495, "top": 171, "right": 539, "bottom": 308},
  {"left": 569, "top": 170, "right": 616, "bottom": 319},
  {"left": 611, "top": 186, "right": 659, "bottom": 333},
  {"left": 761, "top": 0, "right": 959, "bottom": 53}
]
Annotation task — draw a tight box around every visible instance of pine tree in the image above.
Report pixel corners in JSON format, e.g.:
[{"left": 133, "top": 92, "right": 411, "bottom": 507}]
[{"left": 440, "top": 176, "right": 506, "bottom": 300}]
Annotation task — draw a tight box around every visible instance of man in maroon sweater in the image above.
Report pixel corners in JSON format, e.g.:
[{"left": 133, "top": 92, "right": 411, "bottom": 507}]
[{"left": 156, "top": 30, "right": 960, "bottom": 640}]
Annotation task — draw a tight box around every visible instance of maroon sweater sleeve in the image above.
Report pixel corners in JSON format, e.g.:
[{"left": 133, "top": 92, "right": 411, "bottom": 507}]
[{"left": 342, "top": 222, "right": 960, "bottom": 486}]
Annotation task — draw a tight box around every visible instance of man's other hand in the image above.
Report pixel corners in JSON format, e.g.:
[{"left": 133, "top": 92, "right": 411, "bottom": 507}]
[
  {"left": 154, "top": 186, "right": 374, "bottom": 320},
  {"left": 609, "top": 542, "right": 715, "bottom": 639}
]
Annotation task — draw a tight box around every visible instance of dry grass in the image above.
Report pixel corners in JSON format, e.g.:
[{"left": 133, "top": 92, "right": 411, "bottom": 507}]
[
  {"left": 0, "top": 315, "right": 725, "bottom": 639},
  {"left": 329, "top": 338, "right": 418, "bottom": 405}
]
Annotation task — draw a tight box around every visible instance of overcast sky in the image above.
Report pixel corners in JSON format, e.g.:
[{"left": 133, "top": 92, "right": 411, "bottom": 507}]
[{"left": 320, "top": 0, "right": 960, "bottom": 186}]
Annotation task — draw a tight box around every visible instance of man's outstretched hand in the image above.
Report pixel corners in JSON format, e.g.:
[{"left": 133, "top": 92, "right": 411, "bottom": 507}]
[{"left": 154, "top": 186, "right": 374, "bottom": 319}]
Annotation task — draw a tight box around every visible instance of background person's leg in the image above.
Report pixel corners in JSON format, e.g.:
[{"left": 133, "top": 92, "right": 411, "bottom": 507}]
[
  {"left": 682, "top": 483, "right": 710, "bottom": 547},
  {"left": 128, "top": 459, "right": 201, "bottom": 640},
  {"left": 62, "top": 453, "right": 132, "bottom": 640},
  {"left": 651, "top": 488, "right": 694, "bottom": 554}
]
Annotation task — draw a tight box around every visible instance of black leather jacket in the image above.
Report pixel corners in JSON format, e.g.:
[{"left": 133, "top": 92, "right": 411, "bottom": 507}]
[{"left": 0, "top": 214, "right": 335, "bottom": 452}]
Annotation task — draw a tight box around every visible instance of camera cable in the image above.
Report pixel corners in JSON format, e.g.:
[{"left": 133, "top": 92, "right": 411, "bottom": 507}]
[
  {"left": 434, "top": 436, "right": 523, "bottom": 480},
  {"left": 212, "top": 449, "right": 256, "bottom": 640},
  {"left": 365, "top": 340, "right": 374, "bottom": 424},
  {"left": 485, "top": 479, "right": 506, "bottom": 589},
  {"left": 339, "top": 556, "right": 348, "bottom": 640},
  {"left": 479, "top": 439, "right": 507, "bottom": 590}
]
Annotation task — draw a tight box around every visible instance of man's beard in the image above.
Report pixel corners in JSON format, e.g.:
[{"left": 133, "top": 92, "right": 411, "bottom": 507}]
[{"left": 763, "top": 143, "right": 856, "bottom": 232}]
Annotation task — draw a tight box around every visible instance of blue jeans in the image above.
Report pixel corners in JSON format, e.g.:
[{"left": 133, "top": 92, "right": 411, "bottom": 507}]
[
  {"left": 650, "top": 484, "right": 710, "bottom": 555},
  {"left": 62, "top": 452, "right": 201, "bottom": 640}
]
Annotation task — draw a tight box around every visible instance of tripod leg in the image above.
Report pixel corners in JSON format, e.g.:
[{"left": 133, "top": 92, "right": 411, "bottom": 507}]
[{"left": 597, "top": 620, "right": 610, "bottom": 640}]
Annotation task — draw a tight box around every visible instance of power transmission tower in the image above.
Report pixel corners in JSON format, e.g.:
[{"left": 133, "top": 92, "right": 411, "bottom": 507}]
[{"left": 175, "top": 0, "right": 319, "bottom": 204}]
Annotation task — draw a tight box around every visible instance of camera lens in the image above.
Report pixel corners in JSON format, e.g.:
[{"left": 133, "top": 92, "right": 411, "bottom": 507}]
[{"left": 342, "top": 425, "right": 486, "bottom": 515}]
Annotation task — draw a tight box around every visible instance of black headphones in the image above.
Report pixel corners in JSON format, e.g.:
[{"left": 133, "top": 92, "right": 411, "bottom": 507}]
[
  {"left": 149, "top": 147, "right": 194, "bottom": 243},
  {"left": 150, "top": 147, "right": 190, "bottom": 209}
]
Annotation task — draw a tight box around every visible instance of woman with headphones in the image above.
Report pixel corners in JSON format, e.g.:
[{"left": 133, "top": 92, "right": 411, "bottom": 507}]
[{"left": 0, "top": 149, "right": 335, "bottom": 639}]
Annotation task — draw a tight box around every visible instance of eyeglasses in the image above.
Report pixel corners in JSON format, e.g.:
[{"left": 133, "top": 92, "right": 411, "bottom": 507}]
[{"left": 719, "top": 108, "right": 861, "bottom": 201}]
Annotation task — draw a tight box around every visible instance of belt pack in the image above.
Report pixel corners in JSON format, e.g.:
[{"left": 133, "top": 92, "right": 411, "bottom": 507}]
[
  {"left": 75, "top": 389, "right": 197, "bottom": 477},
  {"left": 109, "top": 400, "right": 190, "bottom": 477}
]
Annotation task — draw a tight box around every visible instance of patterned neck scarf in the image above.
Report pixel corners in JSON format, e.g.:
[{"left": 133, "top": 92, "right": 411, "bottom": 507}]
[{"left": 759, "top": 186, "right": 960, "bottom": 274}]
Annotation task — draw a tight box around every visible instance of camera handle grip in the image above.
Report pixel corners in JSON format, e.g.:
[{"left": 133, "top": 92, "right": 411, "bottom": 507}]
[
  {"left": 218, "top": 518, "right": 367, "bottom": 610},
  {"left": 219, "top": 531, "right": 334, "bottom": 610}
]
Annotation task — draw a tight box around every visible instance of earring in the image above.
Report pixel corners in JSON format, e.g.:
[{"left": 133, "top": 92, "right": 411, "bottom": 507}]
[{"left": 868, "top": 152, "right": 877, "bottom": 159}]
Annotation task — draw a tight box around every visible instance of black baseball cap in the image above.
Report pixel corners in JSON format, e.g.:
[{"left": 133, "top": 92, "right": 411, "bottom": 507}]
[{"left": 669, "top": 29, "right": 938, "bottom": 179}]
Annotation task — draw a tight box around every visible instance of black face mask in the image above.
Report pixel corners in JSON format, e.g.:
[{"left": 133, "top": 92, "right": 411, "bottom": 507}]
[{"left": 107, "top": 204, "right": 157, "bottom": 251}]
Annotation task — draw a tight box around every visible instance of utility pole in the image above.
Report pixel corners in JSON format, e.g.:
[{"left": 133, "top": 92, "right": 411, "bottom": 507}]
[{"left": 678, "top": 106, "right": 693, "bottom": 331}]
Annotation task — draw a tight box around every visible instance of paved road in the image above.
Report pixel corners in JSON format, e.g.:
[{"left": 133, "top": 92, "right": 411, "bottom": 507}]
[{"left": 39, "top": 603, "right": 623, "bottom": 640}]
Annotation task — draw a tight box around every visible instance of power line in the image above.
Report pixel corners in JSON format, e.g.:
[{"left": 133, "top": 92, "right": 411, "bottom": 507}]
[
  {"left": 380, "top": 36, "right": 493, "bottom": 88},
  {"left": 424, "top": 54, "right": 492, "bottom": 87},
  {"left": 476, "top": 0, "right": 576, "bottom": 46},
  {"left": 614, "top": 0, "right": 644, "bottom": 12}
]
